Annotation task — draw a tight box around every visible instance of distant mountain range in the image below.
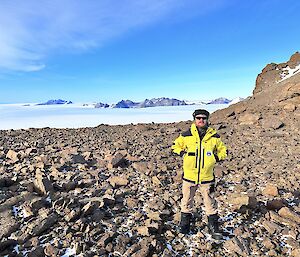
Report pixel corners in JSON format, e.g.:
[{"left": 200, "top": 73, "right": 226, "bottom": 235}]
[
  {"left": 36, "top": 99, "right": 73, "bottom": 105},
  {"left": 34, "top": 97, "right": 244, "bottom": 108},
  {"left": 108, "top": 97, "right": 187, "bottom": 108}
]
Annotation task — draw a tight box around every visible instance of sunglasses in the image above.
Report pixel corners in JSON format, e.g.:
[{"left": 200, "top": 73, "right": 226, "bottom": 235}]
[{"left": 195, "top": 116, "right": 207, "bottom": 120}]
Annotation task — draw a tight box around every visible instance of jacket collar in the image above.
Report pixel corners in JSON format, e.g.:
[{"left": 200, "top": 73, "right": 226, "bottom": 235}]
[{"left": 191, "top": 123, "right": 216, "bottom": 141}]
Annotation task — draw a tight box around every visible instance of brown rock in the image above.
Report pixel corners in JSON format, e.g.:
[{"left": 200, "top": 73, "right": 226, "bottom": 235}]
[
  {"left": 228, "top": 195, "right": 257, "bottom": 209},
  {"left": 269, "top": 210, "right": 298, "bottom": 227},
  {"left": 224, "top": 237, "right": 250, "bottom": 256},
  {"left": 132, "top": 161, "right": 149, "bottom": 172},
  {"left": 29, "top": 213, "right": 58, "bottom": 237},
  {"left": 6, "top": 149, "right": 19, "bottom": 162},
  {"left": 136, "top": 226, "right": 150, "bottom": 236},
  {"left": 278, "top": 207, "right": 300, "bottom": 223},
  {"left": 97, "top": 232, "right": 117, "bottom": 247},
  {"left": 283, "top": 103, "right": 296, "bottom": 111},
  {"left": 64, "top": 208, "right": 81, "bottom": 222},
  {"left": 34, "top": 170, "right": 54, "bottom": 196},
  {"left": 262, "top": 220, "right": 283, "bottom": 234},
  {"left": 108, "top": 176, "right": 129, "bottom": 187},
  {"left": 0, "top": 210, "right": 19, "bottom": 240},
  {"left": 262, "top": 237, "right": 275, "bottom": 249},
  {"left": 261, "top": 117, "right": 284, "bottom": 130},
  {"left": 238, "top": 113, "right": 260, "bottom": 125},
  {"left": 44, "top": 243, "right": 59, "bottom": 256},
  {"left": 147, "top": 211, "right": 161, "bottom": 221},
  {"left": 262, "top": 184, "right": 279, "bottom": 196},
  {"left": 291, "top": 249, "right": 300, "bottom": 257},
  {"left": 266, "top": 199, "right": 285, "bottom": 210},
  {"left": 107, "top": 153, "right": 127, "bottom": 168},
  {"left": 152, "top": 176, "right": 161, "bottom": 186}
]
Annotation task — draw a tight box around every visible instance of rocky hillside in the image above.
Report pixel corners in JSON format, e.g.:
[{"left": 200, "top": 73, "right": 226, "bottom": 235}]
[{"left": 0, "top": 53, "right": 300, "bottom": 256}]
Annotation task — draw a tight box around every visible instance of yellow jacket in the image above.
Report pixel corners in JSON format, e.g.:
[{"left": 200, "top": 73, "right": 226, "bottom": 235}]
[{"left": 172, "top": 123, "right": 227, "bottom": 184}]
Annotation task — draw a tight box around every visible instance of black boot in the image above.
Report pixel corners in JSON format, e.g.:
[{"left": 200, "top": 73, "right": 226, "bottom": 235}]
[
  {"left": 180, "top": 212, "right": 192, "bottom": 234},
  {"left": 208, "top": 214, "right": 223, "bottom": 240}
]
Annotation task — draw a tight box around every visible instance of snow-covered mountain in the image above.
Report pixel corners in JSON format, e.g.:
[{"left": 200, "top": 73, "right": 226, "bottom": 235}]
[
  {"left": 229, "top": 97, "right": 244, "bottom": 105},
  {"left": 207, "top": 97, "right": 231, "bottom": 104},
  {"left": 111, "top": 97, "right": 187, "bottom": 108},
  {"left": 36, "top": 99, "right": 73, "bottom": 105}
]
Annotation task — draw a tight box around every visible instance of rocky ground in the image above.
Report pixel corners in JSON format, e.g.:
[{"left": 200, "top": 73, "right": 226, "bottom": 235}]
[{"left": 0, "top": 53, "right": 300, "bottom": 256}]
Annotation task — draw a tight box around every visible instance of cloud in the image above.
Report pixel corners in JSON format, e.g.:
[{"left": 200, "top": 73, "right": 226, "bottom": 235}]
[{"left": 0, "top": 0, "right": 223, "bottom": 72}]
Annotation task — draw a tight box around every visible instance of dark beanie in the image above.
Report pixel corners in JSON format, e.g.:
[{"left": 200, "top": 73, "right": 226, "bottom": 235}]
[{"left": 192, "top": 109, "right": 210, "bottom": 119}]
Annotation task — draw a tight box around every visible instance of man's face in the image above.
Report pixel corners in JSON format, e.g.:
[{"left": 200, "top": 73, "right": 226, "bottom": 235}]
[{"left": 195, "top": 115, "right": 208, "bottom": 128}]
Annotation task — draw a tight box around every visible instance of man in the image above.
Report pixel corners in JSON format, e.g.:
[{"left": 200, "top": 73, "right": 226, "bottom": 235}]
[{"left": 172, "top": 109, "right": 227, "bottom": 239}]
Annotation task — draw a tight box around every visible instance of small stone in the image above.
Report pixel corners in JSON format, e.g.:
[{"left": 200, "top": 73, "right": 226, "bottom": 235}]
[
  {"left": 152, "top": 176, "right": 161, "bottom": 186},
  {"left": 44, "top": 243, "right": 59, "bottom": 256},
  {"left": 147, "top": 211, "right": 161, "bottom": 221},
  {"left": 6, "top": 150, "right": 19, "bottom": 163},
  {"left": 108, "top": 176, "right": 129, "bottom": 187},
  {"left": 136, "top": 226, "right": 150, "bottom": 236}
]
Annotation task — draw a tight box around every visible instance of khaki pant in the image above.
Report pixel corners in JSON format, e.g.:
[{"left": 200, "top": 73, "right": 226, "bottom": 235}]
[{"left": 181, "top": 180, "right": 217, "bottom": 215}]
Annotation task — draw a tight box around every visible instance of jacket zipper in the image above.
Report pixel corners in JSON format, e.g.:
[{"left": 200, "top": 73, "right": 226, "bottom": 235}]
[
  {"left": 195, "top": 145, "right": 198, "bottom": 168},
  {"left": 197, "top": 140, "right": 202, "bottom": 184},
  {"left": 202, "top": 148, "right": 205, "bottom": 168}
]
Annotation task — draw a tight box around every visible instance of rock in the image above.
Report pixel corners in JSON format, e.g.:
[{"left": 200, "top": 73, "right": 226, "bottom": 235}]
[
  {"left": 262, "top": 220, "right": 283, "bottom": 234},
  {"left": 283, "top": 103, "right": 296, "bottom": 111},
  {"left": 136, "top": 226, "right": 150, "bottom": 236},
  {"left": 32, "top": 213, "right": 58, "bottom": 236},
  {"left": 238, "top": 113, "right": 260, "bottom": 125},
  {"left": 108, "top": 176, "right": 129, "bottom": 187},
  {"left": 224, "top": 237, "right": 250, "bottom": 256},
  {"left": 6, "top": 149, "right": 19, "bottom": 162},
  {"left": 44, "top": 243, "right": 59, "bottom": 256},
  {"left": 266, "top": 199, "right": 285, "bottom": 210},
  {"left": 27, "top": 245, "right": 45, "bottom": 257},
  {"left": 147, "top": 211, "right": 161, "bottom": 221},
  {"left": 132, "top": 162, "right": 149, "bottom": 173},
  {"left": 278, "top": 207, "right": 300, "bottom": 223},
  {"left": 228, "top": 195, "right": 257, "bottom": 209},
  {"left": 262, "top": 237, "right": 275, "bottom": 249},
  {"left": 107, "top": 153, "right": 127, "bottom": 168},
  {"left": 291, "top": 249, "right": 300, "bottom": 257},
  {"left": 0, "top": 210, "right": 19, "bottom": 240},
  {"left": 65, "top": 208, "right": 81, "bottom": 222},
  {"left": 81, "top": 201, "right": 96, "bottom": 216},
  {"left": 97, "top": 232, "right": 117, "bottom": 247},
  {"left": 33, "top": 170, "right": 54, "bottom": 196},
  {"left": 152, "top": 176, "right": 161, "bottom": 186},
  {"left": 0, "top": 239, "right": 17, "bottom": 252},
  {"left": 261, "top": 117, "right": 284, "bottom": 130},
  {"left": 71, "top": 154, "right": 87, "bottom": 164},
  {"left": 268, "top": 210, "right": 298, "bottom": 227},
  {"left": 262, "top": 184, "right": 279, "bottom": 196}
]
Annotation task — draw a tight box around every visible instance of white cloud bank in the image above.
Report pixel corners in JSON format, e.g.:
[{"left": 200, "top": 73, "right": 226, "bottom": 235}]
[{"left": 0, "top": 0, "right": 223, "bottom": 72}]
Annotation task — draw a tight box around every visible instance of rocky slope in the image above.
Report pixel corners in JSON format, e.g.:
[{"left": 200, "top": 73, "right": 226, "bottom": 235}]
[{"left": 0, "top": 53, "right": 300, "bottom": 256}]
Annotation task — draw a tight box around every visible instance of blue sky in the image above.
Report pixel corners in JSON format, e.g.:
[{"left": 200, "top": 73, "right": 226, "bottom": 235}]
[{"left": 0, "top": 0, "right": 299, "bottom": 103}]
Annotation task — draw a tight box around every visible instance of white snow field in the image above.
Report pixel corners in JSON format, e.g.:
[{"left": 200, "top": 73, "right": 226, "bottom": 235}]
[{"left": 0, "top": 103, "right": 229, "bottom": 130}]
